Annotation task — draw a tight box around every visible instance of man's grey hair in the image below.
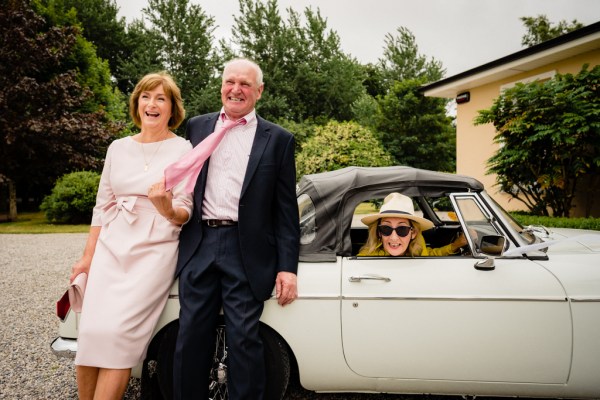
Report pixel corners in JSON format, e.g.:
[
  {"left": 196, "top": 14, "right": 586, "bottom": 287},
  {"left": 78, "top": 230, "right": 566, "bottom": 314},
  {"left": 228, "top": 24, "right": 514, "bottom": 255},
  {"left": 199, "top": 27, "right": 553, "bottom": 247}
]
[{"left": 222, "top": 58, "right": 264, "bottom": 86}]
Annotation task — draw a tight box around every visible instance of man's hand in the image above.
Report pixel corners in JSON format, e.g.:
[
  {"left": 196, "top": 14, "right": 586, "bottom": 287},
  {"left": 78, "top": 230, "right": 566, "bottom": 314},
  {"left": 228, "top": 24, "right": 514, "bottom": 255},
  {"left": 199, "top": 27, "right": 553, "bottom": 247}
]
[{"left": 275, "top": 271, "right": 297, "bottom": 306}]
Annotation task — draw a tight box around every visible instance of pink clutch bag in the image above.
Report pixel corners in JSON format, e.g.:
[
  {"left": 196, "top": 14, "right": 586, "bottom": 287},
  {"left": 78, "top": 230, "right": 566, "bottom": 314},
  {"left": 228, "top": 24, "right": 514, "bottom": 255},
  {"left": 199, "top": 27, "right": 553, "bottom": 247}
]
[{"left": 68, "top": 273, "right": 87, "bottom": 313}]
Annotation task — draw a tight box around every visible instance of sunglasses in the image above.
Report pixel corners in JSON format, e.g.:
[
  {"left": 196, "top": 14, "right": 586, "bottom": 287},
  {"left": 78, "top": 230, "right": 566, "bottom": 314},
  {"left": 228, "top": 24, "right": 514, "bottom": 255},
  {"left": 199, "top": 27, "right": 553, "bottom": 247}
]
[{"left": 377, "top": 225, "right": 413, "bottom": 237}]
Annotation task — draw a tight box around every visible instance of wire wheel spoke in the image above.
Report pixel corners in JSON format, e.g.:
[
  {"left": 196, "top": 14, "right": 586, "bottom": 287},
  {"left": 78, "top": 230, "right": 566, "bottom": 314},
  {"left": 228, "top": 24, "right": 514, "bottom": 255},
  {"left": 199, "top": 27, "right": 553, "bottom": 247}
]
[{"left": 208, "top": 325, "right": 228, "bottom": 400}]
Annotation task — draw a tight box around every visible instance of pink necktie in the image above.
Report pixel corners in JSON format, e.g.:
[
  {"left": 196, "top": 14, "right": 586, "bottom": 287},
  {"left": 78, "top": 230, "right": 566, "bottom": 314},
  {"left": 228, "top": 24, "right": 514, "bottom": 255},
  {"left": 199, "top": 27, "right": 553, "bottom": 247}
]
[{"left": 164, "top": 118, "right": 246, "bottom": 193}]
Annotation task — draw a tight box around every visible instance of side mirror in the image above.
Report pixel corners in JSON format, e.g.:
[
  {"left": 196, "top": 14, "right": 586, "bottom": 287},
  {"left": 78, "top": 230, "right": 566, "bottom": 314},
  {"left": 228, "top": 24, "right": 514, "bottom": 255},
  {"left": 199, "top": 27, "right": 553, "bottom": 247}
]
[
  {"left": 479, "top": 235, "right": 506, "bottom": 256},
  {"left": 474, "top": 235, "right": 506, "bottom": 271}
]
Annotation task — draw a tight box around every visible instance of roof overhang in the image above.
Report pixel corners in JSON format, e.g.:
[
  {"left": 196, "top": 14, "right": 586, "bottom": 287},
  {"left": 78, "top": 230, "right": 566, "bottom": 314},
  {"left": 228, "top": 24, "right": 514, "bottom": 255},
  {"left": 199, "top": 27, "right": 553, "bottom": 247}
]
[{"left": 421, "top": 22, "right": 600, "bottom": 99}]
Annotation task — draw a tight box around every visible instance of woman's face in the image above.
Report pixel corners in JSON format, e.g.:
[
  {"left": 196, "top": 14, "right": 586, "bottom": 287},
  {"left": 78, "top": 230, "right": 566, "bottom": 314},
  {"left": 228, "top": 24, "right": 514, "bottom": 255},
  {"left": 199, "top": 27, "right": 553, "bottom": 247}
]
[
  {"left": 138, "top": 84, "right": 172, "bottom": 132},
  {"left": 379, "top": 217, "right": 416, "bottom": 256}
]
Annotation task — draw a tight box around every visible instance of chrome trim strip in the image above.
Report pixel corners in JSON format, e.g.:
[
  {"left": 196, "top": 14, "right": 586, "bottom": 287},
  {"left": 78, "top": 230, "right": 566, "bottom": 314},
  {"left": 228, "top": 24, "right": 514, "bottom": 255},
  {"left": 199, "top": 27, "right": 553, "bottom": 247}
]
[
  {"left": 570, "top": 298, "right": 600, "bottom": 302},
  {"left": 270, "top": 296, "right": 341, "bottom": 301},
  {"left": 341, "top": 296, "right": 568, "bottom": 302},
  {"left": 175, "top": 294, "right": 590, "bottom": 302}
]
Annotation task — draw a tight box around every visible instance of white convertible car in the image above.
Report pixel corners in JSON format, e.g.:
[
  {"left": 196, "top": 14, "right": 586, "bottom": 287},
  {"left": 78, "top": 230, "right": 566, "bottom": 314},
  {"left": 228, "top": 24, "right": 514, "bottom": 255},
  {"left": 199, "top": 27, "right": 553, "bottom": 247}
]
[{"left": 52, "top": 166, "right": 600, "bottom": 399}]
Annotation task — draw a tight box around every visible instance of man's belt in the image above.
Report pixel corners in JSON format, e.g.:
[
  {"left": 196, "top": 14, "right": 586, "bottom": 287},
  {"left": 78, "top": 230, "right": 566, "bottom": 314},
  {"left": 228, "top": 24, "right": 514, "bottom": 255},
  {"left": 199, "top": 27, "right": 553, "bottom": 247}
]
[{"left": 204, "top": 219, "right": 238, "bottom": 227}]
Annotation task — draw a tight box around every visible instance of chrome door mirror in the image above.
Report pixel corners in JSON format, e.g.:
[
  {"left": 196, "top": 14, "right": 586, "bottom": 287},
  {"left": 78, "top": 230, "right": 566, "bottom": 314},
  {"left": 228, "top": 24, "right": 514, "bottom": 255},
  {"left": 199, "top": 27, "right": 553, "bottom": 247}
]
[{"left": 474, "top": 235, "right": 506, "bottom": 271}]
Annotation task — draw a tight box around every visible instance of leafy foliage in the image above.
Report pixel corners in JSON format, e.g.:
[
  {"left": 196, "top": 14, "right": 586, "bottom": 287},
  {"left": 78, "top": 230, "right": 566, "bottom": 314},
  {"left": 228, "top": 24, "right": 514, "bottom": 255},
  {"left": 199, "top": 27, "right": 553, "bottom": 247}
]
[
  {"left": 56, "top": 0, "right": 133, "bottom": 94},
  {"left": 140, "top": 0, "right": 220, "bottom": 120},
  {"left": 274, "top": 119, "right": 318, "bottom": 154},
  {"left": 375, "top": 79, "right": 456, "bottom": 172},
  {"left": 371, "top": 27, "right": 454, "bottom": 172},
  {"left": 475, "top": 64, "right": 600, "bottom": 217},
  {"left": 511, "top": 213, "right": 600, "bottom": 231},
  {"left": 0, "top": 0, "right": 121, "bottom": 213},
  {"left": 31, "top": 0, "right": 127, "bottom": 120},
  {"left": 114, "top": 19, "right": 165, "bottom": 94},
  {"left": 379, "top": 27, "right": 445, "bottom": 88},
  {"left": 295, "top": 121, "right": 394, "bottom": 179},
  {"left": 223, "top": 0, "right": 365, "bottom": 122},
  {"left": 40, "top": 171, "right": 100, "bottom": 224},
  {"left": 351, "top": 93, "right": 381, "bottom": 130},
  {"left": 520, "top": 15, "right": 584, "bottom": 47}
]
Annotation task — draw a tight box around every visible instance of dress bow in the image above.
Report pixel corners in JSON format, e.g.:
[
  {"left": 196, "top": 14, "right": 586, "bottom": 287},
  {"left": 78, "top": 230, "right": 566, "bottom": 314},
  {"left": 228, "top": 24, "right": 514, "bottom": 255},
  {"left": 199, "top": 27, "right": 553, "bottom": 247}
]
[{"left": 100, "top": 196, "right": 139, "bottom": 225}]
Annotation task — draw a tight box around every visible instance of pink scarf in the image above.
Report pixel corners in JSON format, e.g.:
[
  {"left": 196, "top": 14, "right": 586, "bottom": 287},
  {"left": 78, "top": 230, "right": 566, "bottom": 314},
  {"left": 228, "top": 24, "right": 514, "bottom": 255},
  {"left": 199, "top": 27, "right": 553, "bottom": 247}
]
[{"left": 164, "top": 118, "right": 246, "bottom": 193}]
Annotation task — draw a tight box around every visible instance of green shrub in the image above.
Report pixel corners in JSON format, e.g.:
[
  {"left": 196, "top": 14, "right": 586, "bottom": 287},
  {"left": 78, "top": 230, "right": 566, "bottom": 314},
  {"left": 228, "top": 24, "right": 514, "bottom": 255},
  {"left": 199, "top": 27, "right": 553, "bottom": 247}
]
[
  {"left": 296, "top": 121, "right": 394, "bottom": 180},
  {"left": 275, "top": 118, "right": 318, "bottom": 153},
  {"left": 511, "top": 214, "right": 600, "bottom": 231},
  {"left": 40, "top": 171, "right": 100, "bottom": 224}
]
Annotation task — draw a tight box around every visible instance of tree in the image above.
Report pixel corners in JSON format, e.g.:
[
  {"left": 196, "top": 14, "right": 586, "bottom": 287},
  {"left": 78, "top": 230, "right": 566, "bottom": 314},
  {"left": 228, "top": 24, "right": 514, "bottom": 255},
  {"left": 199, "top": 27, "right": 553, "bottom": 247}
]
[
  {"left": 475, "top": 64, "right": 600, "bottom": 217},
  {"left": 379, "top": 27, "right": 445, "bottom": 88},
  {"left": 32, "top": 0, "right": 127, "bottom": 121},
  {"left": 115, "top": 19, "right": 165, "bottom": 95},
  {"left": 373, "top": 27, "right": 454, "bottom": 172},
  {"left": 141, "top": 0, "right": 220, "bottom": 120},
  {"left": 520, "top": 15, "right": 584, "bottom": 47},
  {"left": 286, "top": 7, "right": 365, "bottom": 122},
  {"left": 0, "top": 0, "right": 121, "bottom": 220},
  {"left": 295, "top": 121, "right": 394, "bottom": 179},
  {"left": 375, "top": 78, "right": 456, "bottom": 172},
  {"left": 60, "top": 0, "right": 134, "bottom": 94},
  {"left": 223, "top": 0, "right": 365, "bottom": 122}
]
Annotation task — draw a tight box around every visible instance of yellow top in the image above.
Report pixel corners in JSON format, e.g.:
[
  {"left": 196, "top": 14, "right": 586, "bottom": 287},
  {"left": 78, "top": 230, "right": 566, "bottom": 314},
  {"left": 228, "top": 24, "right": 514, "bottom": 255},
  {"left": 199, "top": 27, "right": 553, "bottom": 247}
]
[{"left": 357, "top": 234, "right": 458, "bottom": 257}]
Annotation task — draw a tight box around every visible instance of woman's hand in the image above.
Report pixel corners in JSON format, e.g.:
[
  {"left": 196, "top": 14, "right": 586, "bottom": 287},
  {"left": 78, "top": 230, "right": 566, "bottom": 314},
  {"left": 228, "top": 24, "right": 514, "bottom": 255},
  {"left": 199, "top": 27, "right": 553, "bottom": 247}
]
[
  {"left": 70, "top": 257, "right": 91, "bottom": 283},
  {"left": 450, "top": 233, "right": 468, "bottom": 252},
  {"left": 148, "top": 179, "right": 176, "bottom": 221}
]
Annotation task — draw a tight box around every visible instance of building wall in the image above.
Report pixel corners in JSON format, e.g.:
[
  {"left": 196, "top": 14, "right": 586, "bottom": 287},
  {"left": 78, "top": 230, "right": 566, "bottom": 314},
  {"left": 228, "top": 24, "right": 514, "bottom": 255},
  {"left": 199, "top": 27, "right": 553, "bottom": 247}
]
[{"left": 455, "top": 50, "right": 600, "bottom": 217}]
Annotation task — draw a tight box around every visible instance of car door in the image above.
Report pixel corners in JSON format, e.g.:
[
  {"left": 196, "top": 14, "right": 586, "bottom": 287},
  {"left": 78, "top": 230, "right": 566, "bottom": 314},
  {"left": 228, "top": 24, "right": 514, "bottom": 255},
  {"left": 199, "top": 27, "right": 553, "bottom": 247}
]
[{"left": 340, "top": 194, "right": 572, "bottom": 384}]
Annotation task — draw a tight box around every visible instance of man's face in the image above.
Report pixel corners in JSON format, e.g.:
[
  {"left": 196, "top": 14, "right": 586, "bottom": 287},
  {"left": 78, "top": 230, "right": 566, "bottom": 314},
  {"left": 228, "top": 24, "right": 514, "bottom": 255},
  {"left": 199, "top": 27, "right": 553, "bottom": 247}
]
[{"left": 221, "top": 61, "right": 264, "bottom": 120}]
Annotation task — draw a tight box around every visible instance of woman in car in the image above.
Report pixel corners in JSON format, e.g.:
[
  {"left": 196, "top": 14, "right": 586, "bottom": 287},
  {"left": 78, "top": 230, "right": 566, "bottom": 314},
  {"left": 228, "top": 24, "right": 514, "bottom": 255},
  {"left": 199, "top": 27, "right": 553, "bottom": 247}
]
[{"left": 358, "top": 192, "right": 467, "bottom": 257}]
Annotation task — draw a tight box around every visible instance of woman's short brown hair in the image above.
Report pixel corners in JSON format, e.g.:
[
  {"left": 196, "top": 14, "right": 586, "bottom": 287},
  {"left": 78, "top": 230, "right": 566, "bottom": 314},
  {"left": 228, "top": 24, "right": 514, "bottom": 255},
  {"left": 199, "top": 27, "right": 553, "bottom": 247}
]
[{"left": 129, "top": 71, "right": 185, "bottom": 129}]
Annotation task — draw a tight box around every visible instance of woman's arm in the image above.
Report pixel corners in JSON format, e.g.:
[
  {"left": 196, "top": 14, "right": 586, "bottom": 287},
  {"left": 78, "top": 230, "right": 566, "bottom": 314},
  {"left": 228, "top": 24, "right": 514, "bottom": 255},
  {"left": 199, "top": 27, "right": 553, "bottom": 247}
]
[{"left": 70, "top": 226, "right": 101, "bottom": 282}]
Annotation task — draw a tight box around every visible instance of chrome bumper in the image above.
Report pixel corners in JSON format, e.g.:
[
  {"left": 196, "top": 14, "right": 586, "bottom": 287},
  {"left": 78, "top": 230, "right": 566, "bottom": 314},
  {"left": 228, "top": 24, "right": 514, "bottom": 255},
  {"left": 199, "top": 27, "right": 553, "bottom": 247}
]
[{"left": 51, "top": 337, "right": 77, "bottom": 359}]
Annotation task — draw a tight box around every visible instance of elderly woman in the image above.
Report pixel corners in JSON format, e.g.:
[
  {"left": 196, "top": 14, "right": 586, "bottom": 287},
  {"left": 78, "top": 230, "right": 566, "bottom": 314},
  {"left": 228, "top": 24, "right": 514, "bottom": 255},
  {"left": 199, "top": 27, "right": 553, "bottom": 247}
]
[
  {"left": 70, "top": 72, "right": 193, "bottom": 399},
  {"left": 358, "top": 192, "right": 467, "bottom": 257}
]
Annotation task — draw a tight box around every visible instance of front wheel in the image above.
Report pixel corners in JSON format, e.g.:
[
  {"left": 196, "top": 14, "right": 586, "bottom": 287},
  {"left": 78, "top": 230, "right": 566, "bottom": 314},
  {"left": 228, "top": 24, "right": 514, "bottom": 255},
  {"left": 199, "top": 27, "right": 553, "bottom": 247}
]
[{"left": 141, "top": 320, "right": 291, "bottom": 400}]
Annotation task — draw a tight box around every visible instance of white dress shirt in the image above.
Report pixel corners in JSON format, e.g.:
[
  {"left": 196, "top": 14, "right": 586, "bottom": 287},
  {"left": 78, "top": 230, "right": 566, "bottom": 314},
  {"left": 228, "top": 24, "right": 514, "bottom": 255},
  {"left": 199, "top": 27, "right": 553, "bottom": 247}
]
[{"left": 202, "top": 109, "right": 257, "bottom": 221}]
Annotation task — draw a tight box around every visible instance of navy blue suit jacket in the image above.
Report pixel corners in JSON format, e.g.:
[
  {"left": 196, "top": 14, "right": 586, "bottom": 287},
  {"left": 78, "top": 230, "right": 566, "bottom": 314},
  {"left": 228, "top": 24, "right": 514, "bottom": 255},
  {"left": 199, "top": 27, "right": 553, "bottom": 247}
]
[{"left": 175, "top": 112, "right": 300, "bottom": 301}]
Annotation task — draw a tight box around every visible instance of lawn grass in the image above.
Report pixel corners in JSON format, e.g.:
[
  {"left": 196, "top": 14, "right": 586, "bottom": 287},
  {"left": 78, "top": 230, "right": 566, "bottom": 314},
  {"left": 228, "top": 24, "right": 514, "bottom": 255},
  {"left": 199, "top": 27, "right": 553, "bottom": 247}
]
[
  {"left": 1, "top": 209, "right": 598, "bottom": 234},
  {"left": 354, "top": 202, "right": 378, "bottom": 214},
  {"left": 0, "top": 212, "right": 89, "bottom": 234}
]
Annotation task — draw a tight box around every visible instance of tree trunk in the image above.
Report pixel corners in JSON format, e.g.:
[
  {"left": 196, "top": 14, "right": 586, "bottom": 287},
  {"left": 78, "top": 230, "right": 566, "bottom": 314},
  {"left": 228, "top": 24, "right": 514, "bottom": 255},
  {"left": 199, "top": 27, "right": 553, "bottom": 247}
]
[{"left": 8, "top": 179, "right": 17, "bottom": 221}]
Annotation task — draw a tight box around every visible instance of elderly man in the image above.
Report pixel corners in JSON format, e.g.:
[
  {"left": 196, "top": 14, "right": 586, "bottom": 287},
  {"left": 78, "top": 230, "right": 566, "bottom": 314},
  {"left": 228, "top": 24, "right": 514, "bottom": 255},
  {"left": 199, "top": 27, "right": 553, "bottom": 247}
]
[{"left": 172, "top": 58, "right": 300, "bottom": 400}]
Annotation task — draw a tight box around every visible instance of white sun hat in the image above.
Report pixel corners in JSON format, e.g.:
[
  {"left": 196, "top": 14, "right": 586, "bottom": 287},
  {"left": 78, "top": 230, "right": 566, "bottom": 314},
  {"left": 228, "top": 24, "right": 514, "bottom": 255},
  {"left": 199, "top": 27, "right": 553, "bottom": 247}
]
[{"left": 361, "top": 192, "right": 435, "bottom": 231}]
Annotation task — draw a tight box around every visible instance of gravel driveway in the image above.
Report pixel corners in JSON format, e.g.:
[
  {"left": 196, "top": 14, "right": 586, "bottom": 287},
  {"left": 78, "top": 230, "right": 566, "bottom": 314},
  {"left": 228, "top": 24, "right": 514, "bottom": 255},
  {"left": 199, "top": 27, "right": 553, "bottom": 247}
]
[{"left": 0, "top": 233, "right": 540, "bottom": 400}]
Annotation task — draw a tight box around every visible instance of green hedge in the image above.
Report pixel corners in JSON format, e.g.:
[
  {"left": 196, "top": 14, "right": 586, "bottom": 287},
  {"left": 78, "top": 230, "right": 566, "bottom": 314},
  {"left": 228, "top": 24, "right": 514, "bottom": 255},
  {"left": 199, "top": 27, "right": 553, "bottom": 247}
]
[
  {"left": 511, "top": 214, "right": 600, "bottom": 231},
  {"left": 40, "top": 171, "right": 100, "bottom": 224}
]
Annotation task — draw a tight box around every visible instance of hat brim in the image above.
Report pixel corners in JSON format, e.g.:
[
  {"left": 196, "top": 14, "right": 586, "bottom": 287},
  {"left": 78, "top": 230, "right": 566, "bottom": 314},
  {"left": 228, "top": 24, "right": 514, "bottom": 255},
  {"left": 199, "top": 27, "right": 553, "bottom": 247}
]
[{"left": 361, "top": 212, "right": 435, "bottom": 231}]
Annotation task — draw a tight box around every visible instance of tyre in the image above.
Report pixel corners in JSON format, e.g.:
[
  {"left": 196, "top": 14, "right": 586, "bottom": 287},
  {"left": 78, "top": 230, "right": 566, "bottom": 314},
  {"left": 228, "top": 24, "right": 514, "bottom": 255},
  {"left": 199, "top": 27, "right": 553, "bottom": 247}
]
[
  {"left": 262, "top": 325, "right": 291, "bottom": 400},
  {"left": 141, "top": 319, "right": 291, "bottom": 400}
]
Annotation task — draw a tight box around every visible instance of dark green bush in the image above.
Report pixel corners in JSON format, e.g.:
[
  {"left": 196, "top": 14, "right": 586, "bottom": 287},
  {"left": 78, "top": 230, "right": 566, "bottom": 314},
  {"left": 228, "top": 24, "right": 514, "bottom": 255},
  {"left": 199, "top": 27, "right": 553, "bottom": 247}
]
[
  {"left": 40, "top": 171, "right": 100, "bottom": 224},
  {"left": 511, "top": 214, "right": 600, "bottom": 231}
]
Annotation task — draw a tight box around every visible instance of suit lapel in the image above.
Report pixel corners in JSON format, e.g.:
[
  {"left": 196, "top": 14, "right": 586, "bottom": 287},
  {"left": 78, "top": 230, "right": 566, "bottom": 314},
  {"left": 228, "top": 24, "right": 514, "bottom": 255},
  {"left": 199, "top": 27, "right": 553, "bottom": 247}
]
[
  {"left": 241, "top": 116, "right": 270, "bottom": 197},
  {"left": 193, "top": 113, "right": 219, "bottom": 202},
  {"left": 194, "top": 113, "right": 219, "bottom": 144}
]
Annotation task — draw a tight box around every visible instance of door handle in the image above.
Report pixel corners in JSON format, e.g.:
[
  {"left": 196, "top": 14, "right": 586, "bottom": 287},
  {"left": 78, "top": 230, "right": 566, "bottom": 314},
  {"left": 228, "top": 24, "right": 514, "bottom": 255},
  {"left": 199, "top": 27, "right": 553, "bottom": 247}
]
[{"left": 349, "top": 274, "right": 391, "bottom": 282}]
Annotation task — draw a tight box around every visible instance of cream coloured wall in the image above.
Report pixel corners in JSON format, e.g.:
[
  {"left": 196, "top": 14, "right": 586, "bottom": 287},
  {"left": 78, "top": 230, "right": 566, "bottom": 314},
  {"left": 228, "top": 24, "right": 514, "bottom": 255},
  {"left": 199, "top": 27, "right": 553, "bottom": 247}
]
[{"left": 455, "top": 50, "right": 600, "bottom": 216}]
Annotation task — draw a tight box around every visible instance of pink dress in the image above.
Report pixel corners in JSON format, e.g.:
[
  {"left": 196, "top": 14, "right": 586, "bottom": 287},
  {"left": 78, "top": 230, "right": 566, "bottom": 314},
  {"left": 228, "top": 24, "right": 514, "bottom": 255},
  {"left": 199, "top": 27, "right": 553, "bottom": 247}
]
[{"left": 75, "top": 136, "right": 193, "bottom": 368}]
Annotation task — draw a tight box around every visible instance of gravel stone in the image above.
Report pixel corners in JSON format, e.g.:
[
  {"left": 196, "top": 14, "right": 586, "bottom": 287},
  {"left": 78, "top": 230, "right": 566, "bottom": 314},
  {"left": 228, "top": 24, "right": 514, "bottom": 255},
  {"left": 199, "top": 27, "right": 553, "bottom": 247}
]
[{"left": 0, "top": 233, "right": 140, "bottom": 400}]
